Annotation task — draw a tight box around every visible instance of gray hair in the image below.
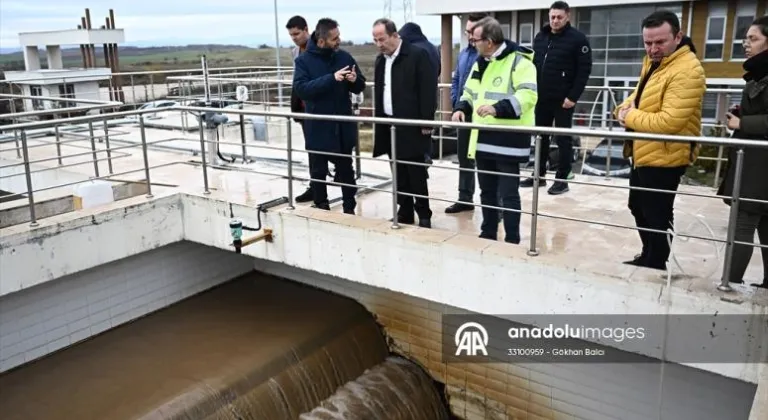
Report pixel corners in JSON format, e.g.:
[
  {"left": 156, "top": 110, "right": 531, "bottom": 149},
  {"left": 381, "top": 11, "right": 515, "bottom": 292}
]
[
  {"left": 373, "top": 18, "right": 398, "bottom": 35},
  {"left": 471, "top": 16, "right": 504, "bottom": 45}
]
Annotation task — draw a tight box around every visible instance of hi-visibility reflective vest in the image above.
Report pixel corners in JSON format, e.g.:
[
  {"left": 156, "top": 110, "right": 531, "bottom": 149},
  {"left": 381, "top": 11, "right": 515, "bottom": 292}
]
[{"left": 460, "top": 46, "right": 538, "bottom": 160}]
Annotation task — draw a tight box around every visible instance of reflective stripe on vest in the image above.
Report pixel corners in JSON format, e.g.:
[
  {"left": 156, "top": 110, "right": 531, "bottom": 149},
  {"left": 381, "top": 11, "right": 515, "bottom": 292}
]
[{"left": 466, "top": 52, "right": 535, "bottom": 160}]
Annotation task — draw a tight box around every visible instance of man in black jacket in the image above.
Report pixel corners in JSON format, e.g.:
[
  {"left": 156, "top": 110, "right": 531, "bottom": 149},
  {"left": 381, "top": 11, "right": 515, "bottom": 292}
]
[
  {"left": 522, "top": 1, "right": 592, "bottom": 195},
  {"left": 371, "top": 18, "right": 438, "bottom": 228}
]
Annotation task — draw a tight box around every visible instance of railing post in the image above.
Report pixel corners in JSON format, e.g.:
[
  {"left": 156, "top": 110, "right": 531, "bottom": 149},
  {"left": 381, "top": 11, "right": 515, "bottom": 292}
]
[
  {"left": 286, "top": 117, "right": 295, "bottom": 210},
  {"left": 718, "top": 148, "right": 745, "bottom": 292},
  {"left": 713, "top": 145, "right": 724, "bottom": 188},
  {"left": 88, "top": 121, "right": 100, "bottom": 178},
  {"left": 10, "top": 97, "right": 21, "bottom": 159},
  {"left": 103, "top": 119, "right": 113, "bottom": 174},
  {"left": 54, "top": 125, "right": 63, "bottom": 165},
  {"left": 239, "top": 113, "right": 249, "bottom": 163},
  {"left": 390, "top": 124, "right": 399, "bottom": 229},
  {"left": 138, "top": 116, "right": 154, "bottom": 198},
  {"left": 528, "top": 134, "right": 542, "bottom": 256},
  {"left": 198, "top": 116, "right": 210, "bottom": 194},
  {"left": 20, "top": 130, "right": 38, "bottom": 227},
  {"left": 605, "top": 138, "right": 612, "bottom": 179}
]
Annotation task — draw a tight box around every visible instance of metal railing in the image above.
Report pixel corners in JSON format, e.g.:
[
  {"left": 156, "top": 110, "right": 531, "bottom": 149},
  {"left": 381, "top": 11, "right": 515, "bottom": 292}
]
[{"left": 0, "top": 99, "right": 765, "bottom": 294}]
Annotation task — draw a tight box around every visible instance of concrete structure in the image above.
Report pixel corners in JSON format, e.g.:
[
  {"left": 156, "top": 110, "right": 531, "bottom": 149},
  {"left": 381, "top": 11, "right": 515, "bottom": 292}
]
[
  {"left": 1, "top": 108, "right": 767, "bottom": 418},
  {"left": 421, "top": 0, "right": 768, "bottom": 130},
  {"left": 3, "top": 27, "right": 125, "bottom": 112}
]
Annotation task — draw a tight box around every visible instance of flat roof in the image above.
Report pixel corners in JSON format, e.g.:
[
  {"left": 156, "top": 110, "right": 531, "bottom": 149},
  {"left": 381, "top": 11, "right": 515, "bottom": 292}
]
[
  {"left": 4, "top": 68, "right": 113, "bottom": 85},
  {"left": 18, "top": 29, "right": 125, "bottom": 47},
  {"left": 416, "top": 0, "right": 691, "bottom": 15}
]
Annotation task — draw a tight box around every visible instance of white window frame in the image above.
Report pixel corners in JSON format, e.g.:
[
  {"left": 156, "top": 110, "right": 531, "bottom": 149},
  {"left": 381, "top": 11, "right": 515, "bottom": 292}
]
[
  {"left": 731, "top": 1, "right": 758, "bottom": 60},
  {"left": 519, "top": 23, "right": 534, "bottom": 48},
  {"left": 704, "top": 2, "right": 728, "bottom": 61}
]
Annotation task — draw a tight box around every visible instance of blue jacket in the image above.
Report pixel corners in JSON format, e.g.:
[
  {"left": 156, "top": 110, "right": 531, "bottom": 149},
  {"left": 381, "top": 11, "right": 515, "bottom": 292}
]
[
  {"left": 292, "top": 32, "right": 366, "bottom": 154},
  {"left": 399, "top": 23, "right": 440, "bottom": 78},
  {"left": 451, "top": 45, "right": 478, "bottom": 109}
]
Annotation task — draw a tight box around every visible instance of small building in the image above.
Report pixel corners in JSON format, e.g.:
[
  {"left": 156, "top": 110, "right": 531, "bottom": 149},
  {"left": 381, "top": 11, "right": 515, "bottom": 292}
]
[
  {"left": 4, "top": 28, "right": 124, "bottom": 112},
  {"left": 420, "top": 0, "right": 768, "bottom": 130}
]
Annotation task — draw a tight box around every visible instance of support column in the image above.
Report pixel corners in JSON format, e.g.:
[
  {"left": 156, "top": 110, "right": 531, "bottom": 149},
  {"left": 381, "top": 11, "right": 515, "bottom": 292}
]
[
  {"left": 440, "top": 14, "right": 453, "bottom": 120},
  {"left": 46, "top": 45, "right": 63, "bottom": 69},
  {"left": 23, "top": 46, "right": 41, "bottom": 71}
]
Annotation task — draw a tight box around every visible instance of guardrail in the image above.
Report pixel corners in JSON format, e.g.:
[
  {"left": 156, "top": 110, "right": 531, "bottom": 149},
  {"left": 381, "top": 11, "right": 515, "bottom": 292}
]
[{"left": 0, "top": 101, "right": 765, "bottom": 294}]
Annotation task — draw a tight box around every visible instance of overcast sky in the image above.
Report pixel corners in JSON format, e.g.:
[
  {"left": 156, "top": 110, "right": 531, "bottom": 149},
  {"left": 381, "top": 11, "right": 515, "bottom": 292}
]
[{"left": 0, "top": 0, "right": 455, "bottom": 49}]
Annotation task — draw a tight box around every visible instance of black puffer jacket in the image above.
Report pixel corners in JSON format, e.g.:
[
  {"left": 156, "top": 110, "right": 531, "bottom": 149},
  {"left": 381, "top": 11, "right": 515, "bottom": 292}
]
[
  {"left": 532, "top": 22, "right": 592, "bottom": 104},
  {"left": 718, "top": 50, "right": 768, "bottom": 215}
]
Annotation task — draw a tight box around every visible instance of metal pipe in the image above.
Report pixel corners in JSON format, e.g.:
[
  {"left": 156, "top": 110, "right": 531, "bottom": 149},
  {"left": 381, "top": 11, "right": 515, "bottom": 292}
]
[
  {"left": 272, "top": 0, "right": 284, "bottom": 105},
  {"left": 198, "top": 116, "right": 210, "bottom": 194},
  {"left": 54, "top": 125, "right": 62, "bottom": 165},
  {"left": 240, "top": 114, "right": 248, "bottom": 163},
  {"left": 20, "top": 131, "right": 38, "bottom": 227},
  {"left": 138, "top": 116, "right": 153, "bottom": 198},
  {"left": 103, "top": 119, "right": 113, "bottom": 174},
  {"left": 88, "top": 121, "right": 99, "bottom": 177},
  {"left": 286, "top": 117, "right": 294, "bottom": 210},
  {"left": 605, "top": 138, "right": 612, "bottom": 179},
  {"left": 10, "top": 97, "right": 21, "bottom": 159},
  {"left": 390, "top": 124, "right": 399, "bottom": 229},
  {"left": 718, "top": 148, "right": 745, "bottom": 292},
  {"left": 713, "top": 146, "right": 724, "bottom": 188},
  {"left": 528, "top": 134, "right": 542, "bottom": 256}
]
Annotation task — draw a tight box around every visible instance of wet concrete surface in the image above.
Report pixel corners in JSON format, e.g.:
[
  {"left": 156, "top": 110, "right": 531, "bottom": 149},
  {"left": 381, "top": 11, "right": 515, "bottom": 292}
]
[{"left": 0, "top": 272, "right": 449, "bottom": 420}]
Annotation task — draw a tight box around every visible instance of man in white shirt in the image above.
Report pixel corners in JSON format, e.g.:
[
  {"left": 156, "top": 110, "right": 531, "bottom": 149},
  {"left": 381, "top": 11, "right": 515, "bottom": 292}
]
[{"left": 370, "top": 18, "right": 438, "bottom": 228}]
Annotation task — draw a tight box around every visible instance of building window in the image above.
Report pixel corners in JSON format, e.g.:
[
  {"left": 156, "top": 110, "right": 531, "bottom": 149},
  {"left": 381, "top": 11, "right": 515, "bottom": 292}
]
[
  {"left": 58, "top": 83, "right": 76, "bottom": 108},
  {"left": 30, "top": 85, "right": 44, "bottom": 110},
  {"left": 518, "top": 10, "right": 535, "bottom": 48},
  {"left": 732, "top": 1, "right": 757, "bottom": 59},
  {"left": 497, "top": 12, "right": 512, "bottom": 39},
  {"left": 704, "top": 2, "right": 728, "bottom": 60}
]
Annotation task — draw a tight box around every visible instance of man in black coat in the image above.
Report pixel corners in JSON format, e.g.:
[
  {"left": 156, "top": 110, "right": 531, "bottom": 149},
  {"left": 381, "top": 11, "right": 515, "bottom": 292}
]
[
  {"left": 292, "top": 18, "right": 367, "bottom": 214},
  {"left": 371, "top": 18, "right": 438, "bottom": 228},
  {"left": 523, "top": 1, "right": 592, "bottom": 195}
]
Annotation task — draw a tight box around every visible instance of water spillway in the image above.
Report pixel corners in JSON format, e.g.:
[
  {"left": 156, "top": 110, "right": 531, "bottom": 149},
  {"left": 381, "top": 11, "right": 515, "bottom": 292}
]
[{"left": 0, "top": 273, "right": 451, "bottom": 420}]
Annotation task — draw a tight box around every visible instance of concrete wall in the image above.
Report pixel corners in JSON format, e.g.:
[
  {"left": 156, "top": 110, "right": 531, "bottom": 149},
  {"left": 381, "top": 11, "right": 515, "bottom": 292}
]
[{"left": 0, "top": 241, "right": 254, "bottom": 373}]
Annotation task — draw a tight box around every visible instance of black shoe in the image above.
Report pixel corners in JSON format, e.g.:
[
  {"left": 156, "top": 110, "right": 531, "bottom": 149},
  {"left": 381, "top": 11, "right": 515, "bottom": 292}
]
[
  {"left": 547, "top": 181, "right": 569, "bottom": 195},
  {"left": 445, "top": 203, "right": 474, "bottom": 214},
  {"left": 479, "top": 232, "right": 496, "bottom": 241},
  {"left": 389, "top": 215, "right": 415, "bottom": 225},
  {"left": 520, "top": 177, "right": 546, "bottom": 188},
  {"left": 750, "top": 282, "right": 768, "bottom": 289},
  {"left": 343, "top": 208, "right": 355, "bottom": 215},
  {"left": 418, "top": 219, "right": 431, "bottom": 228},
  {"left": 295, "top": 188, "right": 313, "bottom": 203}
]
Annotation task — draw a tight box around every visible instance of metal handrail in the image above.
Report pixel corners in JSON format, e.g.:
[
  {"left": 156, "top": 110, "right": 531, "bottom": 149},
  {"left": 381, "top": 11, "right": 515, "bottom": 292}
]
[{"left": 3, "top": 103, "right": 761, "bottom": 293}]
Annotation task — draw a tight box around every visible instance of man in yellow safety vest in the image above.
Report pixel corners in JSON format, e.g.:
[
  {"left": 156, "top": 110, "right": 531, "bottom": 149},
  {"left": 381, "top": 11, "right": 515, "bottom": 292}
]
[{"left": 452, "top": 16, "right": 538, "bottom": 244}]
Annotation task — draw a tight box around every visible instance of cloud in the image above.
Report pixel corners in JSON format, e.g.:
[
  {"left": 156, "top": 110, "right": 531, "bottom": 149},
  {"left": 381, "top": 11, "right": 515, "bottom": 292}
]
[{"left": 0, "top": 1, "right": 456, "bottom": 48}]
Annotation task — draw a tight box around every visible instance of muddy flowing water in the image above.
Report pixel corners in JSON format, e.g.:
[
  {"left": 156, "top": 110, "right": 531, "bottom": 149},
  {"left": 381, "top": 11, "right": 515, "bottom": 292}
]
[{"left": 0, "top": 273, "right": 451, "bottom": 420}]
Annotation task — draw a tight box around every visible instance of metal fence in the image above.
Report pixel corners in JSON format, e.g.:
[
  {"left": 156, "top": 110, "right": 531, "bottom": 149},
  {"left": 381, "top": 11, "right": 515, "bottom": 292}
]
[{"left": 1, "top": 93, "right": 766, "bottom": 293}]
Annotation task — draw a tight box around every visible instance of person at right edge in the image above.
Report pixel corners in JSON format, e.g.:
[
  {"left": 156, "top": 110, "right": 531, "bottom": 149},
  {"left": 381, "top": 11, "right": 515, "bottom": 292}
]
[
  {"left": 452, "top": 16, "right": 538, "bottom": 244},
  {"left": 615, "top": 11, "right": 705, "bottom": 271},
  {"left": 522, "top": 1, "right": 591, "bottom": 195},
  {"left": 718, "top": 16, "right": 768, "bottom": 289}
]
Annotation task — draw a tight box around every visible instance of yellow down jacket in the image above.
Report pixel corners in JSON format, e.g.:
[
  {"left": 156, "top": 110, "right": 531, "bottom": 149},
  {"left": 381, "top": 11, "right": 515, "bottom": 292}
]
[{"left": 614, "top": 42, "right": 706, "bottom": 168}]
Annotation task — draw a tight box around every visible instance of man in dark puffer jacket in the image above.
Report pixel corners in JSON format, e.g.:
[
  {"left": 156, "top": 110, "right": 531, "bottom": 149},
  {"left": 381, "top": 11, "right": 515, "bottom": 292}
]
[{"left": 523, "top": 1, "right": 592, "bottom": 195}]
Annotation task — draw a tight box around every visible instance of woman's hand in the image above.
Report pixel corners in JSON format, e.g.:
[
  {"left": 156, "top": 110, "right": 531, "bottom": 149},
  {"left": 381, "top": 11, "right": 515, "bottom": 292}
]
[{"left": 726, "top": 113, "right": 740, "bottom": 130}]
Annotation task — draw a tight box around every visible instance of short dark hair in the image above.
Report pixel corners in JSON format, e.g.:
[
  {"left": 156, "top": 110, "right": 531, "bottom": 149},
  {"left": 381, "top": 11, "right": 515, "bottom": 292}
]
[
  {"left": 753, "top": 16, "right": 768, "bottom": 38},
  {"left": 467, "top": 13, "right": 488, "bottom": 23},
  {"left": 550, "top": 1, "right": 570, "bottom": 12},
  {"left": 316, "top": 18, "right": 339, "bottom": 40},
  {"left": 642, "top": 10, "right": 681, "bottom": 35},
  {"left": 285, "top": 15, "right": 307, "bottom": 31},
  {"left": 373, "top": 18, "right": 398, "bottom": 35}
]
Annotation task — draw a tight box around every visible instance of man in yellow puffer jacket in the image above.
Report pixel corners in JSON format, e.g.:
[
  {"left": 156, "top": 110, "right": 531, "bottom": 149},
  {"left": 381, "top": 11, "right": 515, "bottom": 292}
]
[{"left": 614, "top": 10, "right": 706, "bottom": 271}]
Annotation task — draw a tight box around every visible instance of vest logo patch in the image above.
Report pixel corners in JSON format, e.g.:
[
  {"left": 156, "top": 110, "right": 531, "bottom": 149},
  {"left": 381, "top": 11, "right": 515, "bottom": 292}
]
[
  {"left": 492, "top": 76, "right": 502, "bottom": 87},
  {"left": 581, "top": 45, "right": 590, "bottom": 54}
]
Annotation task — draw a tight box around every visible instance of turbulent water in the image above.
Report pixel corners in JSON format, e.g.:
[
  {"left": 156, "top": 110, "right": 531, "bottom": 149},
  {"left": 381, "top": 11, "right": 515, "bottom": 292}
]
[
  {"left": 300, "top": 356, "right": 451, "bottom": 420},
  {"left": 0, "top": 272, "right": 453, "bottom": 420}
]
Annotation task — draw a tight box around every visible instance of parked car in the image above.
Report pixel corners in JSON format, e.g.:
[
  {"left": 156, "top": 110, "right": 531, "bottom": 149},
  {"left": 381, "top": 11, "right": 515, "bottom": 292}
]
[
  {"left": 130, "top": 100, "right": 179, "bottom": 119},
  {"left": 581, "top": 138, "right": 631, "bottom": 178},
  {"left": 524, "top": 136, "right": 582, "bottom": 172}
]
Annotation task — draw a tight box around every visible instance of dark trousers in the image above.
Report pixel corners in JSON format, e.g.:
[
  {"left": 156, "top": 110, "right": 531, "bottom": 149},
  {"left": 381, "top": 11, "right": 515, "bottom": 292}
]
[
  {"left": 477, "top": 158, "right": 521, "bottom": 244},
  {"left": 298, "top": 121, "right": 314, "bottom": 192},
  {"left": 628, "top": 166, "right": 686, "bottom": 268},
  {"left": 727, "top": 210, "right": 768, "bottom": 284},
  {"left": 393, "top": 154, "right": 431, "bottom": 221},
  {"left": 535, "top": 102, "right": 574, "bottom": 179},
  {"left": 309, "top": 151, "right": 357, "bottom": 212},
  {"left": 457, "top": 114, "right": 476, "bottom": 202}
]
